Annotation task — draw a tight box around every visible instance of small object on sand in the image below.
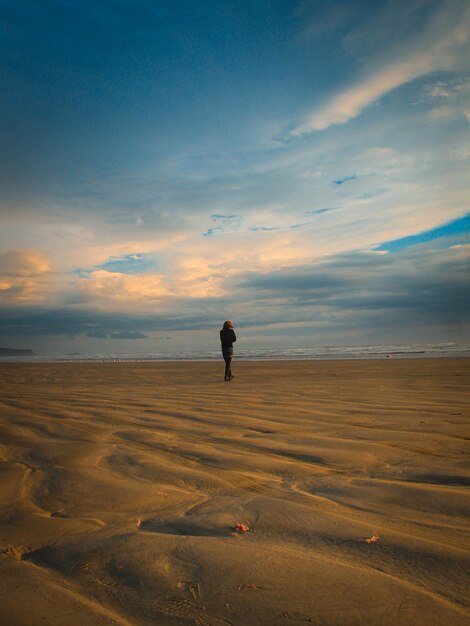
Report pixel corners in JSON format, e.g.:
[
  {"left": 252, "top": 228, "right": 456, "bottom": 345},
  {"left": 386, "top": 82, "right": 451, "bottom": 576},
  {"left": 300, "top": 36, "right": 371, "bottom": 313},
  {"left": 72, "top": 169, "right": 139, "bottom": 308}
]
[
  {"left": 233, "top": 523, "right": 249, "bottom": 533},
  {"left": 238, "top": 583, "right": 262, "bottom": 590},
  {"left": 365, "top": 535, "right": 379, "bottom": 543}
]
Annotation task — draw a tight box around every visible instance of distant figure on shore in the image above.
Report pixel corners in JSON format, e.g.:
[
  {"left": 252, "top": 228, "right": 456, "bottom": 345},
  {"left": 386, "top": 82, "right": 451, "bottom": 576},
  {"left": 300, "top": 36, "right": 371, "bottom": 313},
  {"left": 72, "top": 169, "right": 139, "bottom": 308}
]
[{"left": 220, "top": 320, "right": 236, "bottom": 382}]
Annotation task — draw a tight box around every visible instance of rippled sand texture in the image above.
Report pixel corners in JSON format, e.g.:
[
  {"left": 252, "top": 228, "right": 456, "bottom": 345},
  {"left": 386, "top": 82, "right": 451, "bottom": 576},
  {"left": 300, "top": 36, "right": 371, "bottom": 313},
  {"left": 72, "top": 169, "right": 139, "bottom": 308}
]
[{"left": 0, "top": 359, "right": 469, "bottom": 626}]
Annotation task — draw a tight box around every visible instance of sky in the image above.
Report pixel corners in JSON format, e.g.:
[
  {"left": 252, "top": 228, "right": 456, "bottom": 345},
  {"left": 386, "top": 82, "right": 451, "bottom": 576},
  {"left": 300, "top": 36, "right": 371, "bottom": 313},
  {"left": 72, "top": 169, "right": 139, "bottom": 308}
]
[{"left": 0, "top": 0, "right": 469, "bottom": 355}]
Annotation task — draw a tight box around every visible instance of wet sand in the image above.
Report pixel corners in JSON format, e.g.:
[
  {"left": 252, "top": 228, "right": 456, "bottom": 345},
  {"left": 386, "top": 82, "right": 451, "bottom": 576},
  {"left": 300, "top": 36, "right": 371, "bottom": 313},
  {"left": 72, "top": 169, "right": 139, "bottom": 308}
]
[{"left": 0, "top": 358, "right": 469, "bottom": 625}]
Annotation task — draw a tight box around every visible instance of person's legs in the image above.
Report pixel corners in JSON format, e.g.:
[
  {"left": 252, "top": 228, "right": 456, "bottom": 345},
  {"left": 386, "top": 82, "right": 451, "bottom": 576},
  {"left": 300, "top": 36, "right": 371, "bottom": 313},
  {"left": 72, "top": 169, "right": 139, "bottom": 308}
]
[{"left": 224, "top": 355, "right": 232, "bottom": 381}]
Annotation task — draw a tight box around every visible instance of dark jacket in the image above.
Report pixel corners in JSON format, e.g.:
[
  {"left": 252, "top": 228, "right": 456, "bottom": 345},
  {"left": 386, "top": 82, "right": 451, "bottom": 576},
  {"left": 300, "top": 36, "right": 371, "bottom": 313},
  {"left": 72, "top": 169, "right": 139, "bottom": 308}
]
[{"left": 220, "top": 328, "right": 236, "bottom": 348}]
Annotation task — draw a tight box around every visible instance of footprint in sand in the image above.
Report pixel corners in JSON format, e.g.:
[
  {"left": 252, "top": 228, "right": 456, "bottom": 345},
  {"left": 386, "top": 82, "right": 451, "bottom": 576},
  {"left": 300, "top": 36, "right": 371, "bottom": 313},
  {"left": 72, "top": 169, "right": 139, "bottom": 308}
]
[
  {"left": 1, "top": 544, "right": 30, "bottom": 560},
  {"left": 155, "top": 581, "right": 232, "bottom": 626}
]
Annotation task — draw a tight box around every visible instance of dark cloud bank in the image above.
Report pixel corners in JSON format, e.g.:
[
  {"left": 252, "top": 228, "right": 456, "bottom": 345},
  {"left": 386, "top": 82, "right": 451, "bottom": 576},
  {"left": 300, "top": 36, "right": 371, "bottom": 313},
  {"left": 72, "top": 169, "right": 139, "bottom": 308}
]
[{"left": 0, "top": 244, "right": 468, "bottom": 344}]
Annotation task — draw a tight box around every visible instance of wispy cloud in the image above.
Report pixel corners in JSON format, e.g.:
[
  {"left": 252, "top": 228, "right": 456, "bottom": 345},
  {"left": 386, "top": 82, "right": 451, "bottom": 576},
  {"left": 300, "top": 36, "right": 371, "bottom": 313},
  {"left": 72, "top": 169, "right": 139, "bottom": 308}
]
[
  {"left": 294, "top": 55, "right": 459, "bottom": 134},
  {"left": 334, "top": 175, "right": 358, "bottom": 185},
  {"left": 249, "top": 226, "right": 278, "bottom": 232},
  {"left": 428, "top": 105, "right": 459, "bottom": 121},
  {"left": 302, "top": 208, "right": 333, "bottom": 216},
  {"left": 211, "top": 213, "right": 240, "bottom": 222},
  {"left": 293, "top": 2, "right": 470, "bottom": 134},
  {"left": 421, "top": 77, "right": 469, "bottom": 100},
  {"left": 203, "top": 213, "right": 242, "bottom": 237}
]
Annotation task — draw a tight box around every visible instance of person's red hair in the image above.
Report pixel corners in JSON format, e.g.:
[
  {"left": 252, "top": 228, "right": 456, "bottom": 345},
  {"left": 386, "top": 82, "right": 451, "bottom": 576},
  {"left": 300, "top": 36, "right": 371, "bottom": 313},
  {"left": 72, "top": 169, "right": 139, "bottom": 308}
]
[{"left": 223, "top": 320, "right": 233, "bottom": 330}]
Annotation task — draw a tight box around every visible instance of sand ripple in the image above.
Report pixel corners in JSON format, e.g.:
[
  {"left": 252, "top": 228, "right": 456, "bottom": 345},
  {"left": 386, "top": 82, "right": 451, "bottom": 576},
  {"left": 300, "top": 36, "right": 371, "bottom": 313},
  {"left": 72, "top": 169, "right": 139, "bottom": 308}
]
[{"left": 0, "top": 359, "right": 469, "bottom": 625}]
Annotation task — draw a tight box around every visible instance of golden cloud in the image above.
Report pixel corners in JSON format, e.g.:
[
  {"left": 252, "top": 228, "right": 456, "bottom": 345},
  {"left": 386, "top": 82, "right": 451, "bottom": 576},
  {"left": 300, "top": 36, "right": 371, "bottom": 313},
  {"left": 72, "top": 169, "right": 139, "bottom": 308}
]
[
  {"left": 73, "top": 270, "right": 169, "bottom": 308},
  {"left": 0, "top": 249, "right": 52, "bottom": 302}
]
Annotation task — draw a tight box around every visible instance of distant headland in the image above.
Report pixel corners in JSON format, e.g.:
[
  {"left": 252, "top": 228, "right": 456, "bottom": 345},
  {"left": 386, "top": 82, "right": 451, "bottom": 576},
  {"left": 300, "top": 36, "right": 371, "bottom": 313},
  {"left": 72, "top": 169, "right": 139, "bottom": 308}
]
[{"left": 0, "top": 347, "right": 36, "bottom": 357}]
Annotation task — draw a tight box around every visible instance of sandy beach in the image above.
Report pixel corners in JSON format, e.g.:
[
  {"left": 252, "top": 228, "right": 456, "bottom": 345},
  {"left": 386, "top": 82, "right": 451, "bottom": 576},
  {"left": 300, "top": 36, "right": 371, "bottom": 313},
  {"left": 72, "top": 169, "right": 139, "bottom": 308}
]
[{"left": 0, "top": 358, "right": 469, "bottom": 625}]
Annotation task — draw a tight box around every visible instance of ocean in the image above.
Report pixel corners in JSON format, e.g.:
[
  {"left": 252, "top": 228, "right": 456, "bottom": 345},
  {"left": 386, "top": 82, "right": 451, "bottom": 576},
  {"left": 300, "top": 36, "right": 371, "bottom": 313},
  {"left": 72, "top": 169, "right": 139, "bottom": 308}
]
[{"left": 1, "top": 342, "right": 469, "bottom": 363}]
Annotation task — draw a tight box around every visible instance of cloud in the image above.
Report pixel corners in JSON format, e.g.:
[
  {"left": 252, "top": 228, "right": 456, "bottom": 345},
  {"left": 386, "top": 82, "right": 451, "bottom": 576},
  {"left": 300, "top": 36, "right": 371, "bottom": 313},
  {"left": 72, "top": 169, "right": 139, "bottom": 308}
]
[
  {"left": 203, "top": 228, "right": 219, "bottom": 237},
  {"left": 0, "top": 249, "right": 51, "bottom": 274},
  {"left": 421, "top": 76, "right": 470, "bottom": 100},
  {"left": 109, "top": 331, "right": 148, "bottom": 339},
  {"left": 294, "top": 62, "right": 421, "bottom": 133},
  {"left": 334, "top": 175, "right": 358, "bottom": 185},
  {"left": 294, "top": 55, "right": 453, "bottom": 134},
  {"left": 424, "top": 76, "right": 470, "bottom": 122},
  {"left": 86, "top": 331, "right": 108, "bottom": 339},
  {"left": 203, "top": 213, "right": 242, "bottom": 237},
  {"left": 429, "top": 105, "right": 459, "bottom": 120},
  {"left": 293, "top": 2, "right": 470, "bottom": 134},
  {"left": 423, "top": 81, "right": 455, "bottom": 99},
  {"left": 72, "top": 269, "right": 169, "bottom": 308},
  {"left": 0, "top": 249, "right": 52, "bottom": 303},
  {"left": 237, "top": 243, "right": 470, "bottom": 333},
  {"left": 302, "top": 208, "right": 333, "bottom": 216},
  {"left": 239, "top": 270, "right": 348, "bottom": 291},
  {"left": 249, "top": 226, "right": 279, "bottom": 232},
  {"left": 0, "top": 240, "right": 468, "bottom": 346},
  {"left": 0, "top": 305, "right": 226, "bottom": 337},
  {"left": 211, "top": 213, "right": 240, "bottom": 223}
]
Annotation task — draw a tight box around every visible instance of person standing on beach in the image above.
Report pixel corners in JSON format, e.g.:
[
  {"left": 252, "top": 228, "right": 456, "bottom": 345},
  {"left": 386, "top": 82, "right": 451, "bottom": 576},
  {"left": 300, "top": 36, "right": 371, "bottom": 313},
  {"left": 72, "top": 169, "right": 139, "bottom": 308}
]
[{"left": 220, "top": 320, "right": 236, "bottom": 382}]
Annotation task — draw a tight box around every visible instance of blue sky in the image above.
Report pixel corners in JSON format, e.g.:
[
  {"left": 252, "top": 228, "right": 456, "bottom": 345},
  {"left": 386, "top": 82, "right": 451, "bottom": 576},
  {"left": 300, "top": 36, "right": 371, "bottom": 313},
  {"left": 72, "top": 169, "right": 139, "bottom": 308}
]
[{"left": 0, "top": 0, "right": 469, "bottom": 354}]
